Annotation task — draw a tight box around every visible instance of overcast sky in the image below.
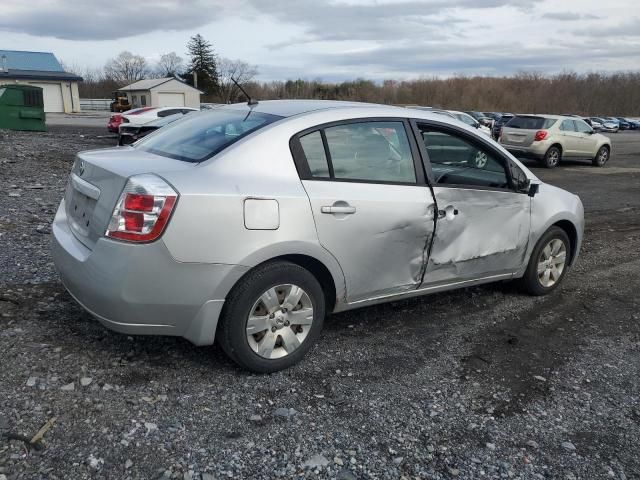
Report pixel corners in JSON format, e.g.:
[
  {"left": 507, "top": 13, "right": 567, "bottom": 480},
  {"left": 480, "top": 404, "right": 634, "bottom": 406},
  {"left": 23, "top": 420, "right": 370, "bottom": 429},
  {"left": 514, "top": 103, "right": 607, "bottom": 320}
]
[{"left": 1, "top": 0, "right": 639, "bottom": 81}]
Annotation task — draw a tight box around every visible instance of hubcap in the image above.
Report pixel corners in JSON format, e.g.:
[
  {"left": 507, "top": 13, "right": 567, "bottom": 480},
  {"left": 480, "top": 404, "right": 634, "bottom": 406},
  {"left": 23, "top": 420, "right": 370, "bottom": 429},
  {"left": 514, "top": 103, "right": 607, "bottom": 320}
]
[
  {"left": 246, "top": 284, "right": 314, "bottom": 359},
  {"left": 548, "top": 150, "right": 559, "bottom": 166},
  {"left": 537, "top": 239, "right": 567, "bottom": 288}
]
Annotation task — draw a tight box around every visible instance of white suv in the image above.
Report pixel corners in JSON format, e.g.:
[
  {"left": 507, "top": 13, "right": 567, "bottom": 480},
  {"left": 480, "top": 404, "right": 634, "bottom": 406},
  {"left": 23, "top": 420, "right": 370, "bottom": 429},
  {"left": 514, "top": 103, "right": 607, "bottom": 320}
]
[{"left": 500, "top": 115, "right": 611, "bottom": 168}]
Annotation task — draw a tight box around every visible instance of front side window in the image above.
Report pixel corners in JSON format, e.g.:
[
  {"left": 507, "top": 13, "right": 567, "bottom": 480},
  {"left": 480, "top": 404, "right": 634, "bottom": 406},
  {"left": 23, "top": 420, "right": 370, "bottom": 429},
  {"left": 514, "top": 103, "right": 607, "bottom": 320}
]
[
  {"left": 137, "top": 110, "right": 282, "bottom": 162},
  {"left": 418, "top": 126, "right": 509, "bottom": 189}
]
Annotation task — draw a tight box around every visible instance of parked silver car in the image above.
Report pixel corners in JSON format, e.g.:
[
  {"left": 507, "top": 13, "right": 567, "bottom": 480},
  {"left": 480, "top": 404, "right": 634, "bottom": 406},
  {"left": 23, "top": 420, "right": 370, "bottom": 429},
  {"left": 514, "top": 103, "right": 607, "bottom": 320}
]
[{"left": 52, "top": 101, "right": 584, "bottom": 372}]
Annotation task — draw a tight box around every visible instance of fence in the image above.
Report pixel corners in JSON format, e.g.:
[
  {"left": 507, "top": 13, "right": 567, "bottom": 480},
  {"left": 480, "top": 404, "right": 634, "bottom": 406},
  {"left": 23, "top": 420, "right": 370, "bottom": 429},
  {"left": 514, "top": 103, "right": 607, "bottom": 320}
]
[{"left": 80, "top": 98, "right": 111, "bottom": 111}]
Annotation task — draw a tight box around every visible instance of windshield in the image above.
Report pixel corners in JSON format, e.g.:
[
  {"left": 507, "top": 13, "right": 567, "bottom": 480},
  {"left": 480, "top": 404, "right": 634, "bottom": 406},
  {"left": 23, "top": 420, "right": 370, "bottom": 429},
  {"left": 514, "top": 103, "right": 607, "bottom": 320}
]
[
  {"left": 506, "top": 116, "right": 557, "bottom": 130},
  {"left": 136, "top": 110, "right": 283, "bottom": 162}
]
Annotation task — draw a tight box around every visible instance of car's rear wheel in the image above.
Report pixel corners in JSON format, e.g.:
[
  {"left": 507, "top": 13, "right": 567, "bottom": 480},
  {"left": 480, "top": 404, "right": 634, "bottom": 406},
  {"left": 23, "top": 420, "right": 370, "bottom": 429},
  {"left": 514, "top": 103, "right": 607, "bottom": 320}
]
[
  {"left": 518, "top": 226, "right": 571, "bottom": 296},
  {"left": 592, "top": 146, "right": 609, "bottom": 167},
  {"left": 542, "top": 146, "right": 561, "bottom": 168},
  {"left": 217, "top": 261, "right": 325, "bottom": 373}
]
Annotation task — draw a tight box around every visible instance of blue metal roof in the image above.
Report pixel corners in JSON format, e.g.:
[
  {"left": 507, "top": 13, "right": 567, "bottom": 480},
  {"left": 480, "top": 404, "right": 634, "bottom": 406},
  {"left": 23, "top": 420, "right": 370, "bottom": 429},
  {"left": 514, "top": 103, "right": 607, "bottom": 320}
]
[{"left": 0, "top": 50, "right": 64, "bottom": 72}]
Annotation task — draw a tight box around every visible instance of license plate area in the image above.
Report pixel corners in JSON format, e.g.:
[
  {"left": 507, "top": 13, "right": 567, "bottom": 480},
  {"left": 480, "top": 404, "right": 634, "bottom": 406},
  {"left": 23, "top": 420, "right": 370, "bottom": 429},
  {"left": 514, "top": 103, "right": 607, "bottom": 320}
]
[{"left": 65, "top": 182, "right": 98, "bottom": 239}]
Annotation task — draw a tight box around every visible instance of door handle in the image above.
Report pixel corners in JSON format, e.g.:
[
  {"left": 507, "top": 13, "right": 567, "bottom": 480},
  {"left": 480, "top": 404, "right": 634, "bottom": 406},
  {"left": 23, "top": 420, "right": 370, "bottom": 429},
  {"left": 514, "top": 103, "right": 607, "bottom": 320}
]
[
  {"left": 321, "top": 205, "right": 356, "bottom": 214},
  {"left": 438, "top": 207, "right": 459, "bottom": 219}
]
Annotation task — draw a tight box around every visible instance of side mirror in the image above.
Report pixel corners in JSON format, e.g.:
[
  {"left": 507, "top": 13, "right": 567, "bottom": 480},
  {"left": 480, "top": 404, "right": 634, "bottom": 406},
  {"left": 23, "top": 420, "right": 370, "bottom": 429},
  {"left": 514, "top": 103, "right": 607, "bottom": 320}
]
[
  {"left": 587, "top": 129, "right": 595, "bottom": 135},
  {"left": 528, "top": 183, "right": 539, "bottom": 197}
]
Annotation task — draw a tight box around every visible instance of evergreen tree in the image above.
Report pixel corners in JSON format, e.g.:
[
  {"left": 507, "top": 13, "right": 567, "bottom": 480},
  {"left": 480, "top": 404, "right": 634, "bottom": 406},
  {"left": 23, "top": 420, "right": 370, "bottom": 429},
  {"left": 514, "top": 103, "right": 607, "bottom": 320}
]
[{"left": 182, "top": 34, "right": 219, "bottom": 94}]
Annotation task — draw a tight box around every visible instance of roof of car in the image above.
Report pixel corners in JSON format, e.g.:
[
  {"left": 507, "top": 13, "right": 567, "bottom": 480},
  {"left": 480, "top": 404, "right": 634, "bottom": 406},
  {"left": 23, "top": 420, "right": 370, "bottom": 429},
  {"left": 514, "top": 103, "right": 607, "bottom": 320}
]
[{"left": 221, "top": 100, "right": 413, "bottom": 118}]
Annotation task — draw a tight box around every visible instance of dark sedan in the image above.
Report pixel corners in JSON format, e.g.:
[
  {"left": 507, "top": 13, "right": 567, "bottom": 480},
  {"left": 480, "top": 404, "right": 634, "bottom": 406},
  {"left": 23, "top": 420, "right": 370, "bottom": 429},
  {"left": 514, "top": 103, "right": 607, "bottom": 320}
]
[{"left": 492, "top": 113, "right": 514, "bottom": 140}]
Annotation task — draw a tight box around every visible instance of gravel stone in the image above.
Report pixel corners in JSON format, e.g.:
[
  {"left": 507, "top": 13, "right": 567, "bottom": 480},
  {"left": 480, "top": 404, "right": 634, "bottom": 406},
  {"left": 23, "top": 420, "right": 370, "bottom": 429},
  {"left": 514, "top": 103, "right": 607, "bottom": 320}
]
[
  {"left": 60, "top": 382, "right": 74, "bottom": 391},
  {"left": 303, "top": 454, "right": 329, "bottom": 469}
]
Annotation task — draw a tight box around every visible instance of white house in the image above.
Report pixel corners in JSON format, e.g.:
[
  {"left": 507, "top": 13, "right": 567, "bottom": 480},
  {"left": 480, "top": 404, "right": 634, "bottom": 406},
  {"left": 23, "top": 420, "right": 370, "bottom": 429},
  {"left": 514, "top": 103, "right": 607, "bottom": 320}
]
[
  {"left": 0, "top": 49, "right": 82, "bottom": 113},
  {"left": 118, "top": 77, "right": 202, "bottom": 109}
]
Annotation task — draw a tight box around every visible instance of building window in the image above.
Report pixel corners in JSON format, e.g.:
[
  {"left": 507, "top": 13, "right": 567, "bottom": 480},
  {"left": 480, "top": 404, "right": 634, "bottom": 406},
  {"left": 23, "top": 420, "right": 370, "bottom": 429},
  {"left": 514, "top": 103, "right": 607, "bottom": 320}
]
[
  {"left": 140, "top": 95, "right": 147, "bottom": 106},
  {"left": 131, "top": 95, "right": 138, "bottom": 107}
]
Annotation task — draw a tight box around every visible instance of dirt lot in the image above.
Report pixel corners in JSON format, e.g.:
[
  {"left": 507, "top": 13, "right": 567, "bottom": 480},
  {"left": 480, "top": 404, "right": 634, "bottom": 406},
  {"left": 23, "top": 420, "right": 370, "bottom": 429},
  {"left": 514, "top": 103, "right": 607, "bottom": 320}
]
[{"left": 1, "top": 126, "right": 639, "bottom": 480}]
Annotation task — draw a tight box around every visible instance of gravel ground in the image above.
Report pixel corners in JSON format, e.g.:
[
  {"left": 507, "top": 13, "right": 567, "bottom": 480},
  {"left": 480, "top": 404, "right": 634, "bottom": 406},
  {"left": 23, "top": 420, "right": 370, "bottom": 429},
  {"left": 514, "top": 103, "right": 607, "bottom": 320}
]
[{"left": 1, "top": 127, "right": 639, "bottom": 480}]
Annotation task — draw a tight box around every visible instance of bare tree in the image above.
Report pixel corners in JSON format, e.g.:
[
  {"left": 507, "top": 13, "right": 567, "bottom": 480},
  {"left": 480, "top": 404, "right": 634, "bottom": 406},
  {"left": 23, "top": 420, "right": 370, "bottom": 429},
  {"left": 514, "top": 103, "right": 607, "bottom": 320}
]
[
  {"left": 218, "top": 58, "right": 258, "bottom": 103},
  {"left": 104, "top": 51, "right": 149, "bottom": 83},
  {"left": 156, "top": 52, "right": 184, "bottom": 78}
]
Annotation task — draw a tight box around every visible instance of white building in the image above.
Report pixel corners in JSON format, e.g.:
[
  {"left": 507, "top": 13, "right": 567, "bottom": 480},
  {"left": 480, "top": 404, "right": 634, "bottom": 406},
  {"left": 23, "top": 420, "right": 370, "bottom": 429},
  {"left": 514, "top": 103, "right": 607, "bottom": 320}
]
[
  {"left": 0, "top": 49, "right": 82, "bottom": 113},
  {"left": 118, "top": 78, "right": 202, "bottom": 109}
]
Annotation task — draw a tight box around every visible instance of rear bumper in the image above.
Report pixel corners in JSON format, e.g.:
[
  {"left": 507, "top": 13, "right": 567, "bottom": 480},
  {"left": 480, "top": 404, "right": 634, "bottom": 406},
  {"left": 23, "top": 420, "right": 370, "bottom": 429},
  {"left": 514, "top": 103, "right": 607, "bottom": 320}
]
[
  {"left": 51, "top": 200, "right": 248, "bottom": 345},
  {"left": 502, "top": 146, "right": 546, "bottom": 160}
]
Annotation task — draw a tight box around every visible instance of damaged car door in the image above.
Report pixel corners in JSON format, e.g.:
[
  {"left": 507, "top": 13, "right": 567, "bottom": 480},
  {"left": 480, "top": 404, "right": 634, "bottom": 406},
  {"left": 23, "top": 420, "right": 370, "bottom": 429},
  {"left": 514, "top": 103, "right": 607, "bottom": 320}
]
[
  {"left": 415, "top": 123, "right": 531, "bottom": 285},
  {"left": 292, "top": 119, "right": 436, "bottom": 302}
]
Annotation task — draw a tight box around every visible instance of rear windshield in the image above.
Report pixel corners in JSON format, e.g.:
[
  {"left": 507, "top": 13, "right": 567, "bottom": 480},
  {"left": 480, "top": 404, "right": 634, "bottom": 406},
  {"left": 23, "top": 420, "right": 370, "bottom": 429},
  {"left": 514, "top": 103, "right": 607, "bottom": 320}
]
[
  {"left": 136, "top": 110, "right": 283, "bottom": 162},
  {"left": 506, "top": 116, "right": 557, "bottom": 130}
]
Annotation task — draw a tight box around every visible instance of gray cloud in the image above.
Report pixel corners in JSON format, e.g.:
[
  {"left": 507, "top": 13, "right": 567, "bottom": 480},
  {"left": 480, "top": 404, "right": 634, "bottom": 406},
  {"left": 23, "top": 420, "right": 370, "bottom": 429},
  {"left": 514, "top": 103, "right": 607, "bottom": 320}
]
[
  {"left": 0, "top": 0, "right": 232, "bottom": 40},
  {"left": 248, "top": 0, "right": 541, "bottom": 45},
  {"left": 572, "top": 17, "right": 640, "bottom": 37},
  {"left": 541, "top": 12, "right": 601, "bottom": 21}
]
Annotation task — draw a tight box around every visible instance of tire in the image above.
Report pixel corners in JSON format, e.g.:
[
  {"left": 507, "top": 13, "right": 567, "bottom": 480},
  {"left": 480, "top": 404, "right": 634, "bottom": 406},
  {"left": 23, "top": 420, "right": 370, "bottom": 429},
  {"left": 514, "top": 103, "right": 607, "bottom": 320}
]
[
  {"left": 592, "top": 145, "right": 609, "bottom": 167},
  {"left": 542, "top": 146, "right": 561, "bottom": 168},
  {"left": 217, "top": 261, "right": 325, "bottom": 373},
  {"left": 518, "top": 226, "right": 571, "bottom": 296}
]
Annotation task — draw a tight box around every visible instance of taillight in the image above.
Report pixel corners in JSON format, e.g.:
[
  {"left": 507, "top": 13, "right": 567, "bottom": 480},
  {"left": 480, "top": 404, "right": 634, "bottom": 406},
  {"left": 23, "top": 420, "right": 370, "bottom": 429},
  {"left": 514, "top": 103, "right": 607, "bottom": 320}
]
[
  {"left": 534, "top": 130, "right": 548, "bottom": 141},
  {"left": 106, "top": 174, "right": 178, "bottom": 243},
  {"left": 110, "top": 114, "right": 122, "bottom": 123}
]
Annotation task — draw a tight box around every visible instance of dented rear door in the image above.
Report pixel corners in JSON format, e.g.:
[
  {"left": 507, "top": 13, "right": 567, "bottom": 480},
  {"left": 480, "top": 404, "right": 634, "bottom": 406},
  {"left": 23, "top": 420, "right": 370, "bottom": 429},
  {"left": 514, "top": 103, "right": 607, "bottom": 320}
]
[{"left": 294, "top": 119, "right": 435, "bottom": 302}]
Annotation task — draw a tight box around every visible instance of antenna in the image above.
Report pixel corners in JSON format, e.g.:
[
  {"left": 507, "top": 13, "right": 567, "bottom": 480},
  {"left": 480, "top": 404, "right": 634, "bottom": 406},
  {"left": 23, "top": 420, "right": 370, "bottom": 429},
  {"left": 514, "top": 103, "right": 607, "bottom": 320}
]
[{"left": 231, "top": 77, "right": 258, "bottom": 107}]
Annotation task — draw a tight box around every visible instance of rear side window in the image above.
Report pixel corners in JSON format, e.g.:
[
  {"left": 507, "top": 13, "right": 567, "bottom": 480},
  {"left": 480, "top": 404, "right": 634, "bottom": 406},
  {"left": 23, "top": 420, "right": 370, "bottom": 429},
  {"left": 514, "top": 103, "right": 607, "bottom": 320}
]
[
  {"left": 137, "top": 110, "right": 282, "bottom": 162},
  {"left": 506, "top": 116, "right": 557, "bottom": 130},
  {"left": 299, "top": 131, "right": 330, "bottom": 178},
  {"left": 574, "top": 120, "right": 592, "bottom": 133},
  {"left": 298, "top": 121, "right": 417, "bottom": 183},
  {"left": 560, "top": 119, "right": 576, "bottom": 131}
]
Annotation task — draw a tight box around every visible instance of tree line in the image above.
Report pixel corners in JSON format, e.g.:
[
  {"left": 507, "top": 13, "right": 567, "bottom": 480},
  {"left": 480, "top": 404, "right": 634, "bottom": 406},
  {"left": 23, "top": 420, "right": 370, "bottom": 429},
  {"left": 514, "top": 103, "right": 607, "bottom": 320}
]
[{"left": 66, "top": 34, "right": 640, "bottom": 116}]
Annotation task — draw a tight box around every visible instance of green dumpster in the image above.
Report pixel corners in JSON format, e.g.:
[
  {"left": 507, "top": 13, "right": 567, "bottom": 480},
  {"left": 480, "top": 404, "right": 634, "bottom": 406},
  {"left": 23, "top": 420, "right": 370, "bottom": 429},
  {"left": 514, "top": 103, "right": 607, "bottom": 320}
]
[{"left": 0, "top": 84, "right": 46, "bottom": 132}]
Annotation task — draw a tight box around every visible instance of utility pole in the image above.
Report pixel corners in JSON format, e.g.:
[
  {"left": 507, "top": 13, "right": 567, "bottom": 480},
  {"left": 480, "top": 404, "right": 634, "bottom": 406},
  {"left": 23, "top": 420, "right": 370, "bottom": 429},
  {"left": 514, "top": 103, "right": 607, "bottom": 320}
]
[{"left": 193, "top": 71, "right": 198, "bottom": 89}]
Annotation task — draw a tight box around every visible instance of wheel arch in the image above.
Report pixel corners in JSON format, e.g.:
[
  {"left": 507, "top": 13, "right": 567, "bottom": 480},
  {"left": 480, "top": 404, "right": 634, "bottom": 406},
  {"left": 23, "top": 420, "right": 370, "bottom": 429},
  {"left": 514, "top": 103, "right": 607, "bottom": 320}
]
[
  {"left": 548, "top": 143, "right": 563, "bottom": 155},
  {"left": 229, "top": 242, "right": 346, "bottom": 313},
  {"left": 552, "top": 219, "right": 579, "bottom": 266}
]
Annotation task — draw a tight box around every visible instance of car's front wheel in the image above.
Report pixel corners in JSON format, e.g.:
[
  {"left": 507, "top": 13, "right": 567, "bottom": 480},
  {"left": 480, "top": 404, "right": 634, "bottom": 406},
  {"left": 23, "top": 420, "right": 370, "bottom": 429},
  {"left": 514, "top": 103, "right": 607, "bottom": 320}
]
[
  {"left": 217, "top": 261, "right": 325, "bottom": 373},
  {"left": 542, "top": 146, "right": 561, "bottom": 168},
  {"left": 518, "top": 226, "right": 571, "bottom": 296},
  {"left": 592, "top": 146, "right": 610, "bottom": 167}
]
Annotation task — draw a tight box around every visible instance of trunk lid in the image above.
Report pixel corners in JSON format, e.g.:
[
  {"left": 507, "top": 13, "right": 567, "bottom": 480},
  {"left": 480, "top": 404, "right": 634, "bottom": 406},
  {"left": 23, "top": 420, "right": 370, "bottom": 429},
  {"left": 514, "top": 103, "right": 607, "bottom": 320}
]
[
  {"left": 501, "top": 127, "right": 537, "bottom": 147},
  {"left": 63, "top": 147, "right": 195, "bottom": 249}
]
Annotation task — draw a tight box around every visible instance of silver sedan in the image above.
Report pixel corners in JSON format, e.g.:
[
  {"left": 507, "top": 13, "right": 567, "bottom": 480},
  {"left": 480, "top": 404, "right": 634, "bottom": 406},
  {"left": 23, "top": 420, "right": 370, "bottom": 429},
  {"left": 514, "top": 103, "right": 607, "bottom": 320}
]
[{"left": 52, "top": 100, "right": 584, "bottom": 372}]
